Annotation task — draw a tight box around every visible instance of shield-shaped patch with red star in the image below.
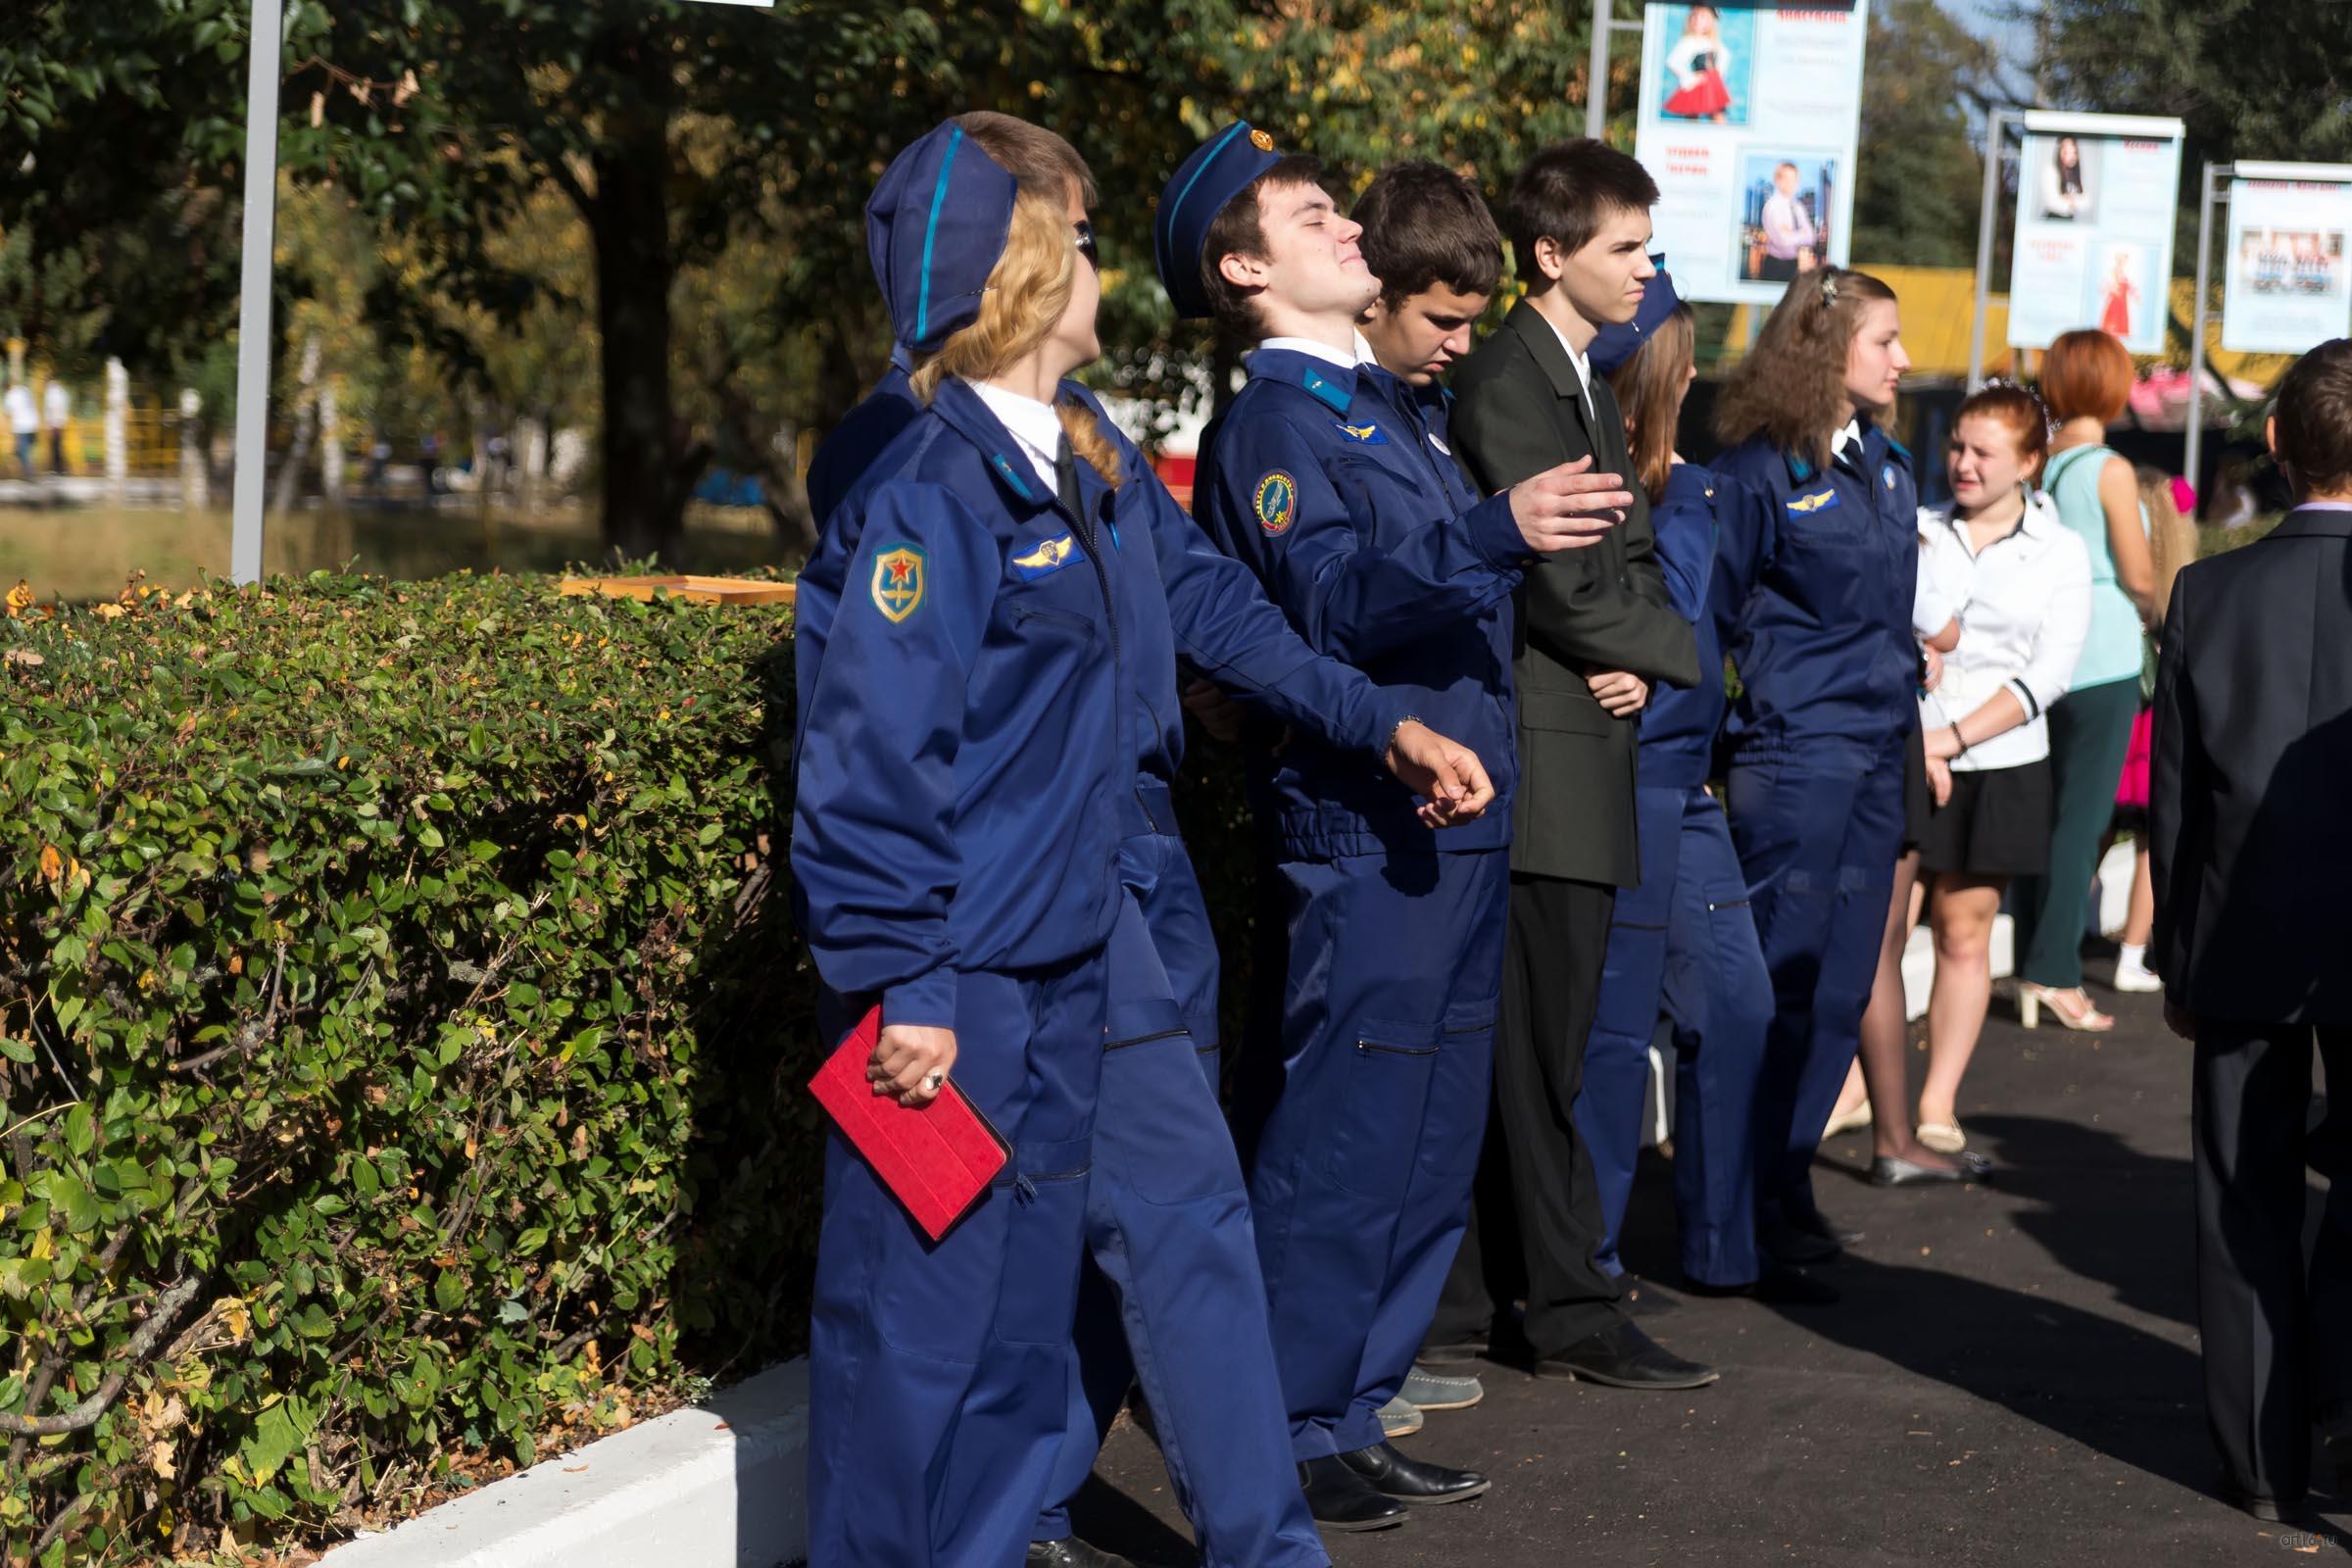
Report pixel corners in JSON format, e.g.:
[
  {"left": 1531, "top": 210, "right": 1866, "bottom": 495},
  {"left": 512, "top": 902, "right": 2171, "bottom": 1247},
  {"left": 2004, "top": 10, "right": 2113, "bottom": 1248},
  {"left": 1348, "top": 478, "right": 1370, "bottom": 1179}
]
[{"left": 870, "top": 545, "right": 927, "bottom": 623}]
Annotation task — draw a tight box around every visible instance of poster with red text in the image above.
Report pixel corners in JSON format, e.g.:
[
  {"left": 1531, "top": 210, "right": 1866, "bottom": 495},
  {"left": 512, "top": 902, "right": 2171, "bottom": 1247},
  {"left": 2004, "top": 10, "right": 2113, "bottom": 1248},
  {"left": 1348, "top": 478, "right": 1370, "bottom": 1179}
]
[{"left": 1635, "top": 2, "right": 1868, "bottom": 306}]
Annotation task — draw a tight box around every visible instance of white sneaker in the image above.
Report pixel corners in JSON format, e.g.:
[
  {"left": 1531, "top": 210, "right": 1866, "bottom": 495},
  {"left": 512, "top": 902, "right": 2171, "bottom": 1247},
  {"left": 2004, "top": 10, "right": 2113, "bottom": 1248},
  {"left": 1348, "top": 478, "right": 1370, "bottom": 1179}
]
[{"left": 2113, "top": 944, "right": 2162, "bottom": 994}]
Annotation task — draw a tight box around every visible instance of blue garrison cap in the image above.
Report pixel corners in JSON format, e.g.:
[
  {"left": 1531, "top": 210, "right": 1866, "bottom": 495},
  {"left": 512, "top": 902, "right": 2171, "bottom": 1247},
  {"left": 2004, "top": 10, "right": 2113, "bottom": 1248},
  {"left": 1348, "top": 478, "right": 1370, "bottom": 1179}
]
[
  {"left": 865, "top": 122, "right": 1018, "bottom": 354},
  {"left": 1587, "top": 260, "right": 1682, "bottom": 378},
  {"left": 1154, "top": 121, "right": 1287, "bottom": 318}
]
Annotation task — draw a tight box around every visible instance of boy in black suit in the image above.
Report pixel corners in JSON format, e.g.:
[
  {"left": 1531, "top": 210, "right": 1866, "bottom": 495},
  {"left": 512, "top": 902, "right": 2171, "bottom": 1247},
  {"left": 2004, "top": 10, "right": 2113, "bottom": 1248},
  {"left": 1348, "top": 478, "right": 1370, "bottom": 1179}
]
[
  {"left": 2153, "top": 336, "right": 2352, "bottom": 1521},
  {"left": 1416, "top": 139, "right": 1711, "bottom": 1392}
]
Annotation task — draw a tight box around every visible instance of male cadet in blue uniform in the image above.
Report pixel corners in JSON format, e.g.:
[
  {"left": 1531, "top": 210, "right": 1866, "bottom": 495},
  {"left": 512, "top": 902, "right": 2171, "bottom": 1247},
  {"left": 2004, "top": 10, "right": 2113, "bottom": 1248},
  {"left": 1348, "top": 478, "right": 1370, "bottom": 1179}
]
[
  {"left": 808, "top": 117, "right": 1503, "bottom": 1568},
  {"left": 1157, "top": 122, "right": 1636, "bottom": 1531},
  {"left": 1339, "top": 159, "right": 1516, "bottom": 1430},
  {"left": 1418, "top": 140, "right": 1719, "bottom": 1393}
]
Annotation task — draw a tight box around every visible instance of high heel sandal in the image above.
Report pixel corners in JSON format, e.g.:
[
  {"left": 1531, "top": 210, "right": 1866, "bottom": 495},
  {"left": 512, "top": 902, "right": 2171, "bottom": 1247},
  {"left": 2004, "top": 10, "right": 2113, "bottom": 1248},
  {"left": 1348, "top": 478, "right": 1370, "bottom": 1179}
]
[{"left": 2016, "top": 982, "right": 2114, "bottom": 1032}]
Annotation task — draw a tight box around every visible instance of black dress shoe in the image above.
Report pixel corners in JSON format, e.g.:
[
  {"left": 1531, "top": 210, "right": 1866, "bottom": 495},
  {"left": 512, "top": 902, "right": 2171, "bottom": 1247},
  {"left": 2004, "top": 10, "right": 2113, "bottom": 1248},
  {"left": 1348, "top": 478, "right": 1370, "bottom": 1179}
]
[
  {"left": 1681, "top": 1264, "right": 1840, "bottom": 1305},
  {"left": 2217, "top": 1475, "right": 2304, "bottom": 1523},
  {"left": 1787, "top": 1207, "right": 1864, "bottom": 1246},
  {"left": 1027, "top": 1539, "right": 1140, "bottom": 1568},
  {"left": 1335, "top": 1440, "right": 1492, "bottom": 1504},
  {"left": 1297, "top": 1456, "right": 1410, "bottom": 1531},
  {"left": 1757, "top": 1215, "right": 1841, "bottom": 1264},
  {"left": 1530, "top": 1318, "right": 1720, "bottom": 1389}
]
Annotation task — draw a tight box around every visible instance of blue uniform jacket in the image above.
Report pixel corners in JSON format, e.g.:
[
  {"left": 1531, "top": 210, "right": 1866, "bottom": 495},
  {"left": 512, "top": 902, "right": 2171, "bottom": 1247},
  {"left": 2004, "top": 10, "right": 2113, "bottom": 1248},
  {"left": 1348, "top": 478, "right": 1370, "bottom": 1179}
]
[
  {"left": 792, "top": 377, "right": 1129, "bottom": 1029},
  {"left": 1708, "top": 425, "right": 1920, "bottom": 747},
  {"left": 1199, "top": 347, "right": 1532, "bottom": 858},
  {"left": 804, "top": 367, "right": 1412, "bottom": 808},
  {"left": 1637, "top": 462, "right": 1734, "bottom": 789},
  {"left": 805, "top": 348, "right": 919, "bottom": 529}
]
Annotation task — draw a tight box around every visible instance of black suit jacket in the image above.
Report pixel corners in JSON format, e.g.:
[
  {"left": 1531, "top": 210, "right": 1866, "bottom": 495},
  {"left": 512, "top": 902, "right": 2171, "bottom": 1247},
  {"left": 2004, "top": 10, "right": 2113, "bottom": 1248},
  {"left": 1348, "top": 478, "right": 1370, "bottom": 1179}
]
[
  {"left": 1448, "top": 300, "right": 1701, "bottom": 885},
  {"left": 2151, "top": 505, "right": 2352, "bottom": 1024}
]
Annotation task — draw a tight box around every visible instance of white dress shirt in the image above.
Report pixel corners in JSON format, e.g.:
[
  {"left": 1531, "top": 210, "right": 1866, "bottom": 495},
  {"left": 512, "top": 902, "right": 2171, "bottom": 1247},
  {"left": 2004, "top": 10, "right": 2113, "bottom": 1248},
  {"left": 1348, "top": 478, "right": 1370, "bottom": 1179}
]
[
  {"left": 1916, "top": 488, "right": 2096, "bottom": 771},
  {"left": 1255, "top": 332, "right": 1384, "bottom": 372},
  {"left": 966, "top": 379, "right": 1065, "bottom": 494},
  {"left": 1533, "top": 310, "right": 1595, "bottom": 418}
]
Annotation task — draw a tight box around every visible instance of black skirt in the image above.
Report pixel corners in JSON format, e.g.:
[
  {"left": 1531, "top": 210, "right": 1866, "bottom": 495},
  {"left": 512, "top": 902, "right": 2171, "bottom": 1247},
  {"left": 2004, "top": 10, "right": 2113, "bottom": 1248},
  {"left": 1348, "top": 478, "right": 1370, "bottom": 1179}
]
[
  {"left": 1901, "top": 720, "right": 1933, "bottom": 852},
  {"left": 1917, "top": 759, "right": 2055, "bottom": 878}
]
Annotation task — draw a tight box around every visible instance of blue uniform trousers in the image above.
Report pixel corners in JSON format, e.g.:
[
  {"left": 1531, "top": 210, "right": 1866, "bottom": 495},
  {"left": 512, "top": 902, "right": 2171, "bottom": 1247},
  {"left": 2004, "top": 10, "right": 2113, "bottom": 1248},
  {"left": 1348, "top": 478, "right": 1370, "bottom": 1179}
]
[
  {"left": 807, "top": 954, "right": 1107, "bottom": 1568},
  {"left": 1575, "top": 785, "right": 1772, "bottom": 1286},
  {"left": 1726, "top": 732, "right": 1908, "bottom": 1232},
  {"left": 1238, "top": 846, "right": 1508, "bottom": 1460},
  {"left": 1035, "top": 819, "right": 1328, "bottom": 1568}
]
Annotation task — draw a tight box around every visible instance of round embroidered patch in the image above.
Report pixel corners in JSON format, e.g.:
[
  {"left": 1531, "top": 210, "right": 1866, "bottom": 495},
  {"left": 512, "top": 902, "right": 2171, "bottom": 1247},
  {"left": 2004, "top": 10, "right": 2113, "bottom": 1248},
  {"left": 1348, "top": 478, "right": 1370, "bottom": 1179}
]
[
  {"left": 1883, "top": 463, "right": 1897, "bottom": 492},
  {"left": 1254, "top": 470, "right": 1298, "bottom": 536}
]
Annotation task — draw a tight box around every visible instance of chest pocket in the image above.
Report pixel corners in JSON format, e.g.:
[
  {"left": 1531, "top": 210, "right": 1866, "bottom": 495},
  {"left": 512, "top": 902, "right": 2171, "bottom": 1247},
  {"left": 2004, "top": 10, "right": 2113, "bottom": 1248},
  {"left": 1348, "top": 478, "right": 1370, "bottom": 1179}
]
[
  {"left": 1780, "top": 482, "right": 1868, "bottom": 550},
  {"left": 1329, "top": 451, "right": 1446, "bottom": 547}
]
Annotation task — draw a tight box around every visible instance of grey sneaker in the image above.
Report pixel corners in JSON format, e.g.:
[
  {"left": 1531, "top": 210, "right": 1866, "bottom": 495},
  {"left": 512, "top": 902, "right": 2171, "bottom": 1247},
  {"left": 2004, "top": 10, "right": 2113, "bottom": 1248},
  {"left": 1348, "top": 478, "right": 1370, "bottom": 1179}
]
[
  {"left": 1400, "top": 1363, "right": 1486, "bottom": 1411},
  {"left": 1377, "top": 1394, "right": 1423, "bottom": 1438}
]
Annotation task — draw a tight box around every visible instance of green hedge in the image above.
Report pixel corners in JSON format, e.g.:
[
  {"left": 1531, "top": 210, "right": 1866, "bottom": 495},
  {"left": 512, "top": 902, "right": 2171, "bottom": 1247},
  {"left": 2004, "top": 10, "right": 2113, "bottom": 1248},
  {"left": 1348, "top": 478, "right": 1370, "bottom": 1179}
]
[
  {"left": 0, "top": 568, "right": 1274, "bottom": 1564},
  {"left": 0, "top": 573, "right": 842, "bottom": 1563}
]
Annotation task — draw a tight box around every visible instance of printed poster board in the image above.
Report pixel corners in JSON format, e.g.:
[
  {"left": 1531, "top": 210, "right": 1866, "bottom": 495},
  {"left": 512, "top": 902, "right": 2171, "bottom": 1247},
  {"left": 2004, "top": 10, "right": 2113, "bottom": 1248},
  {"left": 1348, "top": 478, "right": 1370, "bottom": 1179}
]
[
  {"left": 1634, "top": 1, "right": 1870, "bottom": 307},
  {"left": 2005, "top": 111, "right": 2185, "bottom": 355},
  {"left": 2222, "top": 161, "right": 2352, "bottom": 355}
]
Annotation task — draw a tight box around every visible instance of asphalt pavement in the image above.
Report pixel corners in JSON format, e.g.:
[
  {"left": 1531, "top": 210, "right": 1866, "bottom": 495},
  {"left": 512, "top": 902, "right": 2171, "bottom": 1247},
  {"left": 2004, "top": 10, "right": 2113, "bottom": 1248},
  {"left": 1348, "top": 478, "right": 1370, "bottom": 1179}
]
[{"left": 1080, "top": 975, "right": 2345, "bottom": 1565}]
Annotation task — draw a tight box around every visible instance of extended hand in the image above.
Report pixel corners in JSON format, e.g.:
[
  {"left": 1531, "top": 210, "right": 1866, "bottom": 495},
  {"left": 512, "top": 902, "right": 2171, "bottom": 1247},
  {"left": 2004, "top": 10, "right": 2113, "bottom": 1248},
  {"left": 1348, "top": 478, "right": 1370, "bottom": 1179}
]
[
  {"left": 1385, "top": 719, "right": 1495, "bottom": 827},
  {"left": 1925, "top": 755, "right": 1954, "bottom": 808},
  {"left": 1182, "top": 676, "right": 1248, "bottom": 745},
  {"left": 871, "top": 1023, "right": 957, "bottom": 1106},
  {"left": 1586, "top": 668, "right": 1649, "bottom": 716},
  {"left": 1508, "top": 456, "right": 1633, "bottom": 554}
]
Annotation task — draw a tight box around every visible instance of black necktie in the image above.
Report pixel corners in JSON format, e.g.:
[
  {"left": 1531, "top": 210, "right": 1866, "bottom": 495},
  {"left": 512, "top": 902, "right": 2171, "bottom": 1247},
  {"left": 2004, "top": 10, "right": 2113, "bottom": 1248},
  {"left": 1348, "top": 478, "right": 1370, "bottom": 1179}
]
[{"left": 1054, "top": 434, "right": 1086, "bottom": 536}]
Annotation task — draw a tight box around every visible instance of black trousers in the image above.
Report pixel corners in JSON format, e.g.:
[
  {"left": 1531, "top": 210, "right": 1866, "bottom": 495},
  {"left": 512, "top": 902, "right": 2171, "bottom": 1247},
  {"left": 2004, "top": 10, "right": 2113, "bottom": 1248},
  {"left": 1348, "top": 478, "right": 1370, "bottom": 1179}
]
[
  {"left": 2193, "top": 1018, "right": 2352, "bottom": 1502},
  {"left": 1428, "top": 872, "right": 1625, "bottom": 1357}
]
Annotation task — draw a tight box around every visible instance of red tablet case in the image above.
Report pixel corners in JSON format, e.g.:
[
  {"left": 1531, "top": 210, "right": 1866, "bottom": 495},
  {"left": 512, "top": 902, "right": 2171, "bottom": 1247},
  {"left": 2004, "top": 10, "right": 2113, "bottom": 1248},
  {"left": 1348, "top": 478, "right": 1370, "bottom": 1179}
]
[{"left": 808, "top": 1005, "right": 1010, "bottom": 1241}]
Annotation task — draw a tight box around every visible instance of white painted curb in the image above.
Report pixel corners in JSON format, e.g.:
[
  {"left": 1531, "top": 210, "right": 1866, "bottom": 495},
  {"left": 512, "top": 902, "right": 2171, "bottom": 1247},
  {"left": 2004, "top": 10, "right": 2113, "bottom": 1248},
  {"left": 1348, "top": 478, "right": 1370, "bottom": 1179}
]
[{"left": 326, "top": 1357, "right": 810, "bottom": 1568}]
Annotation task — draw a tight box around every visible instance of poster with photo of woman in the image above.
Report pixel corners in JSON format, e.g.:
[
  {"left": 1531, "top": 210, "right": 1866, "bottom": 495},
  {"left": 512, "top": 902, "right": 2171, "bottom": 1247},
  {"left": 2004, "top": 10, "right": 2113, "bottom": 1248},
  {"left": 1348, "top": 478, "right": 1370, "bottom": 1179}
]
[
  {"left": 1656, "top": 4, "right": 1754, "bottom": 125},
  {"left": 2006, "top": 113, "right": 2183, "bottom": 356},
  {"left": 2037, "top": 134, "right": 2098, "bottom": 223},
  {"left": 1635, "top": 0, "right": 1867, "bottom": 305}
]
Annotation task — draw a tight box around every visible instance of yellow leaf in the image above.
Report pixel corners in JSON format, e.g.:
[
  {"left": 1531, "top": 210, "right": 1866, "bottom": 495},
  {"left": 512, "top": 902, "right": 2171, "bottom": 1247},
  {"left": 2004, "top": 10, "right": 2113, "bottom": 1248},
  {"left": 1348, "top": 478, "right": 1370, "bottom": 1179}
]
[
  {"left": 152, "top": 1437, "right": 177, "bottom": 1480},
  {"left": 37, "top": 845, "right": 61, "bottom": 882}
]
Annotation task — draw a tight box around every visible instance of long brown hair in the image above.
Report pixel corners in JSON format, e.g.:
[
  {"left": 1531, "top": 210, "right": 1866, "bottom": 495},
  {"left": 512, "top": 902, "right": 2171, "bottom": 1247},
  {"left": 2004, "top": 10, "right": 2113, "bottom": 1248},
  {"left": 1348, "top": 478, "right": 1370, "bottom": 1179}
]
[
  {"left": 1713, "top": 265, "right": 1897, "bottom": 469},
  {"left": 1607, "top": 303, "right": 1696, "bottom": 501},
  {"left": 2137, "top": 466, "right": 2197, "bottom": 631},
  {"left": 909, "top": 192, "right": 1123, "bottom": 487}
]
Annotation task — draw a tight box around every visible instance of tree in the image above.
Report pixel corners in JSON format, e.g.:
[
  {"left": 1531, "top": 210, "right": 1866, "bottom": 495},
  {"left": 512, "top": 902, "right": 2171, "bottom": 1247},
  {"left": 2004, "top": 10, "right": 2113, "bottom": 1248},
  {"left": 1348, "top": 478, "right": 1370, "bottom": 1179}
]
[
  {"left": 2033, "top": 0, "right": 2352, "bottom": 170},
  {"left": 1849, "top": 0, "right": 2011, "bottom": 270}
]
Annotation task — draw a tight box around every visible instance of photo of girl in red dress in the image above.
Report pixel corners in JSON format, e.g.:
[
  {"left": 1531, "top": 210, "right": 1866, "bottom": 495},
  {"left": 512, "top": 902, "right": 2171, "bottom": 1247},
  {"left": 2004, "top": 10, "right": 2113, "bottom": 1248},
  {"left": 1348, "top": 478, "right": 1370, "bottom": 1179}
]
[{"left": 1663, "top": 5, "right": 1735, "bottom": 122}]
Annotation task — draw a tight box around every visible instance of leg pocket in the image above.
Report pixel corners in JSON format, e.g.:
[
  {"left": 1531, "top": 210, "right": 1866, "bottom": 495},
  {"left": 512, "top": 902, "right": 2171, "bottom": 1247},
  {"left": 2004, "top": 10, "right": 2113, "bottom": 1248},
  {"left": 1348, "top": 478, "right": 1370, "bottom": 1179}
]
[
  {"left": 993, "top": 1134, "right": 1096, "bottom": 1348},
  {"left": 1321, "top": 1021, "right": 1441, "bottom": 1200},
  {"left": 1099, "top": 1031, "right": 1249, "bottom": 1206}
]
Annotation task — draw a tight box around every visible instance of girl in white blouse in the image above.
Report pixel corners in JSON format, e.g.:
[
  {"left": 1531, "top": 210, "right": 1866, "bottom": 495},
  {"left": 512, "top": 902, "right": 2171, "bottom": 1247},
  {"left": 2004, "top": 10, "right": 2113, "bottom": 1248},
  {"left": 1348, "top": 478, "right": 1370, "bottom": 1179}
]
[{"left": 1909, "top": 385, "right": 2094, "bottom": 1156}]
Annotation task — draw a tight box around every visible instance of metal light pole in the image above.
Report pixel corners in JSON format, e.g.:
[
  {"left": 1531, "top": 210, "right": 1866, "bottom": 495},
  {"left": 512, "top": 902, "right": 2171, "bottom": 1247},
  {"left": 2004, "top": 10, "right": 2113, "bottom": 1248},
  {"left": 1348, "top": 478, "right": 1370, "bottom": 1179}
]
[
  {"left": 228, "top": 0, "right": 285, "bottom": 585},
  {"left": 1967, "top": 108, "right": 2014, "bottom": 391},
  {"left": 1587, "top": 0, "right": 1614, "bottom": 140},
  {"left": 2184, "top": 161, "right": 2225, "bottom": 497}
]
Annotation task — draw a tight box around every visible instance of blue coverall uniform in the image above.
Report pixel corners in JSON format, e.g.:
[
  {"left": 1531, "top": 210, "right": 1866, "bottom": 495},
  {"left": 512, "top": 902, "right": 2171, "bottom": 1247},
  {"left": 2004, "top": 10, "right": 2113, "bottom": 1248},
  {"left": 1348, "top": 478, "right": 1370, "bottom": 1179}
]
[
  {"left": 1200, "top": 345, "right": 1530, "bottom": 1461},
  {"left": 1708, "top": 425, "right": 1921, "bottom": 1239},
  {"left": 793, "top": 377, "right": 1132, "bottom": 1568},
  {"left": 1573, "top": 463, "right": 1775, "bottom": 1285},
  {"left": 808, "top": 363, "right": 1404, "bottom": 1566}
]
